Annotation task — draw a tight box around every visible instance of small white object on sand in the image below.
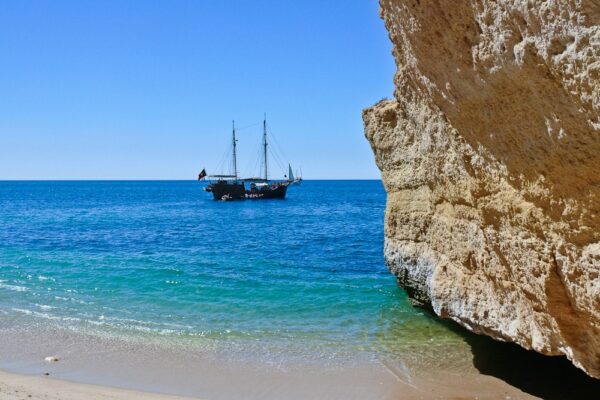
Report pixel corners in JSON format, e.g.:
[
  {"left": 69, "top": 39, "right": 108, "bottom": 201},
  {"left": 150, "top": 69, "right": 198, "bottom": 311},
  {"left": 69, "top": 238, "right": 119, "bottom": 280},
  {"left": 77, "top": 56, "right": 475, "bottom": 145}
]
[{"left": 44, "top": 356, "right": 59, "bottom": 363}]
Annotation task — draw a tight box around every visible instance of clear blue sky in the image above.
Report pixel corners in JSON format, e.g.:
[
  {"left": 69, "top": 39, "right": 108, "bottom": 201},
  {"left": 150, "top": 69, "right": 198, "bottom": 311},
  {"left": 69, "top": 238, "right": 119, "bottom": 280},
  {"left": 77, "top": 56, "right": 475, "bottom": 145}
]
[{"left": 0, "top": 0, "right": 395, "bottom": 180}]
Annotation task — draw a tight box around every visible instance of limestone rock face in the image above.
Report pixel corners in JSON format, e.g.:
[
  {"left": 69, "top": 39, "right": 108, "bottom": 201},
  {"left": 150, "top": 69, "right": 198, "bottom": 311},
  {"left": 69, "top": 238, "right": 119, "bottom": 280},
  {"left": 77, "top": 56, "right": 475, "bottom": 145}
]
[{"left": 364, "top": 0, "right": 600, "bottom": 377}]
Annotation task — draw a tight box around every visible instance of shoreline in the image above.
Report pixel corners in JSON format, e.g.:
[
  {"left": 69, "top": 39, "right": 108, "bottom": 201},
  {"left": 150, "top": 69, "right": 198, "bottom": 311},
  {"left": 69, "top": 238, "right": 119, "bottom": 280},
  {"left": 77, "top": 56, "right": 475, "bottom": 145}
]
[
  {"left": 2, "top": 309, "right": 599, "bottom": 398},
  {"left": 0, "top": 329, "right": 414, "bottom": 400},
  {"left": 0, "top": 322, "right": 543, "bottom": 400}
]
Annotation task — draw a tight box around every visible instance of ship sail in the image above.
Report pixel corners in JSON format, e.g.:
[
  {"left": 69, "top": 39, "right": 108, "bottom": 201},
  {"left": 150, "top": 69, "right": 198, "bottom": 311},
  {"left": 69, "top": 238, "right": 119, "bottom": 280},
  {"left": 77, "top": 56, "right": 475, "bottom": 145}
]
[{"left": 288, "top": 164, "right": 294, "bottom": 182}]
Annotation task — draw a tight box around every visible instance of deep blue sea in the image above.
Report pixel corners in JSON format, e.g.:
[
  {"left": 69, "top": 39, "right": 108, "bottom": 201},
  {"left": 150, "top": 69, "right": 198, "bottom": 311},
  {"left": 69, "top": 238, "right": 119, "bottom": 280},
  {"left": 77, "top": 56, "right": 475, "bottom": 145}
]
[{"left": 0, "top": 181, "right": 462, "bottom": 364}]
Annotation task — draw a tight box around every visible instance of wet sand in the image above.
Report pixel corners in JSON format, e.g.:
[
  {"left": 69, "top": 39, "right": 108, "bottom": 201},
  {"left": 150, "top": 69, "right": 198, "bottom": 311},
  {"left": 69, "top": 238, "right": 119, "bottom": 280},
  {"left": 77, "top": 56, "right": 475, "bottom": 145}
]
[
  {"left": 0, "top": 324, "right": 551, "bottom": 400},
  {"left": 0, "top": 366, "right": 536, "bottom": 400}
]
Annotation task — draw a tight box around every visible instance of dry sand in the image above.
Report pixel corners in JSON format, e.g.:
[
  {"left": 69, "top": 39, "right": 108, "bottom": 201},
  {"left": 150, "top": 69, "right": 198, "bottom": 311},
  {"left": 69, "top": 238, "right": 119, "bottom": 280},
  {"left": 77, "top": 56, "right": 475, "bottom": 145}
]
[{"left": 0, "top": 369, "right": 194, "bottom": 400}]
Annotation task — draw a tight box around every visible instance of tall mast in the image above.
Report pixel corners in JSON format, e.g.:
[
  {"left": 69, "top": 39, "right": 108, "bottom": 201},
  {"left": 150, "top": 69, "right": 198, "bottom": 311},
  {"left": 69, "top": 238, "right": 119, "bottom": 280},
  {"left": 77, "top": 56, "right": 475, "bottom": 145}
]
[
  {"left": 232, "top": 120, "right": 238, "bottom": 180},
  {"left": 263, "top": 113, "right": 268, "bottom": 181}
]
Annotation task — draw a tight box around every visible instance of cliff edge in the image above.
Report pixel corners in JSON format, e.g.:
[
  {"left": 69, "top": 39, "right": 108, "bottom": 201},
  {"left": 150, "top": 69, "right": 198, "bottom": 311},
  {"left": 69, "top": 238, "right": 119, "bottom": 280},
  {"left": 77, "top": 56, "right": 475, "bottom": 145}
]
[{"left": 364, "top": 0, "right": 600, "bottom": 377}]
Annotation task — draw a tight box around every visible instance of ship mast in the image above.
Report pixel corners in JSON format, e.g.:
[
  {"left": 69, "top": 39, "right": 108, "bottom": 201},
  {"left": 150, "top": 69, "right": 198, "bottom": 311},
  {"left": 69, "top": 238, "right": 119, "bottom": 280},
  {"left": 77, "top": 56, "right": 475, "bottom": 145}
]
[
  {"left": 232, "top": 120, "right": 238, "bottom": 180},
  {"left": 263, "top": 114, "right": 268, "bottom": 181}
]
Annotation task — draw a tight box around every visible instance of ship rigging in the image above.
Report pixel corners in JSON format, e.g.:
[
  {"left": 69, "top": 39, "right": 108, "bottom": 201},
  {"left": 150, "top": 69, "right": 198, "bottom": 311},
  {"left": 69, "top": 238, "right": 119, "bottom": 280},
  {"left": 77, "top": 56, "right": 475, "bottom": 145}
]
[{"left": 198, "top": 116, "right": 301, "bottom": 200}]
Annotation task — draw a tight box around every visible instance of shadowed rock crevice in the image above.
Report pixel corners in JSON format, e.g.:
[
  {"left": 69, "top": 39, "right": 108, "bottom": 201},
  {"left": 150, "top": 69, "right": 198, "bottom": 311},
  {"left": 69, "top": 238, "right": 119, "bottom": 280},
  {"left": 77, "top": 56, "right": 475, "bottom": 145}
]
[{"left": 462, "top": 323, "right": 600, "bottom": 399}]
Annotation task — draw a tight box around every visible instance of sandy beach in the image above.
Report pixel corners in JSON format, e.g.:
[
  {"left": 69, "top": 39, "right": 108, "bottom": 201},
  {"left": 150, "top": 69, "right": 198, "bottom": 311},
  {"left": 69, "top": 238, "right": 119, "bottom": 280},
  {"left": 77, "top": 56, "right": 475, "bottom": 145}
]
[
  {"left": 0, "top": 321, "right": 544, "bottom": 400},
  {"left": 0, "top": 370, "right": 195, "bottom": 400},
  {"left": 0, "top": 366, "right": 532, "bottom": 400},
  {"left": 3, "top": 318, "right": 600, "bottom": 399}
]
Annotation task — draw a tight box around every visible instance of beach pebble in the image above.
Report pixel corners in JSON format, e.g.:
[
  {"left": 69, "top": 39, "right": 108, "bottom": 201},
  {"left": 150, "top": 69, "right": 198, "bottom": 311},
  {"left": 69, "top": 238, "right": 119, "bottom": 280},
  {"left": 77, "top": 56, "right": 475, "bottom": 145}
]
[{"left": 44, "top": 356, "right": 60, "bottom": 363}]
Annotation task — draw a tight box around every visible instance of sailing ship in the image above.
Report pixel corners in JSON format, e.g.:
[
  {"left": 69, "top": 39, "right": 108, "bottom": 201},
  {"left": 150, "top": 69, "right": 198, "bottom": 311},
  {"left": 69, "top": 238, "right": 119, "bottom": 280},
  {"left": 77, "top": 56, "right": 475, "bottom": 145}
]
[
  {"left": 287, "top": 164, "right": 302, "bottom": 185},
  {"left": 199, "top": 116, "right": 300, "bottom": 201}
]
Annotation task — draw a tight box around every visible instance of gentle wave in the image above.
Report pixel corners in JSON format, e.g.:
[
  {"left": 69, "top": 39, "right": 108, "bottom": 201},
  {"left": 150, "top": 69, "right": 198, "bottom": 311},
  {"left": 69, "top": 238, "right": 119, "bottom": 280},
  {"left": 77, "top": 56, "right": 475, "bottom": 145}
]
[
  {"left": 11, "top": 307, "right": 82, "bottom": 322},
  {"left": 0, "top": 283, "right": 29, "bottom": 292}
]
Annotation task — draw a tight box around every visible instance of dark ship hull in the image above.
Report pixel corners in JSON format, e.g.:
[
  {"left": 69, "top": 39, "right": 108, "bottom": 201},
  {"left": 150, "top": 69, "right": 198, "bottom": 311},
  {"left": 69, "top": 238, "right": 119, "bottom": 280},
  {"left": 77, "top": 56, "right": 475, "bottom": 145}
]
[
  {"left": 205, "top": 181, "right": 246, "bottom": 200},
  {"left": 205, "top": 181, "right": 288, "bottom": 200},
  {"left": 247, "top": 183, "right": 287, "bottom": 199}
]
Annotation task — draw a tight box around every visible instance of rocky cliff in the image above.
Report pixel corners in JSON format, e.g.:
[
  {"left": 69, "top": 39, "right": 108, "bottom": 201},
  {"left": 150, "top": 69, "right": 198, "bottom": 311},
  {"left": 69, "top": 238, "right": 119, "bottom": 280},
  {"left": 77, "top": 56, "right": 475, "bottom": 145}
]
[{"left": 364, "top": 0, "right": 600, "bottom": 378}]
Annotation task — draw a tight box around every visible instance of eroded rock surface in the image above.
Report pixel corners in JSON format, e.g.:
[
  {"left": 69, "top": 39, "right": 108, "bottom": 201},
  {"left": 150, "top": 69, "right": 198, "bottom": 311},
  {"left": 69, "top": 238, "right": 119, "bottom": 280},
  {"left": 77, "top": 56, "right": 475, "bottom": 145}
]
[{"left": 364, "top": 0, "right": 600, "bottom": 377}]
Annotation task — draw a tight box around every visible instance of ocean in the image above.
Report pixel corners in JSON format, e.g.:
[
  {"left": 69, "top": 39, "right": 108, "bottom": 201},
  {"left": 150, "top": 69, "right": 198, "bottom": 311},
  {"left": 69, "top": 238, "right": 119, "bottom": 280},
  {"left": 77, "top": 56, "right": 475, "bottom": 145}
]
[
  {"left": 0, "top": 180, "right": 466, "bottom": 368},
  {"left": 2, "top": 181, "right": 598, "bottom": 399}
]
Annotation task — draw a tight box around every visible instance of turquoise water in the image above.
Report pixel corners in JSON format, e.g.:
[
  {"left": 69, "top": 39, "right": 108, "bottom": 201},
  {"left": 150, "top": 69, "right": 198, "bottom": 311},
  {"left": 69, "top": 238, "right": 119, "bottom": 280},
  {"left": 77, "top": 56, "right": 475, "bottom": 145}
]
[{"left": 0, "top": 181, "right": 463, "bottom": 364}]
